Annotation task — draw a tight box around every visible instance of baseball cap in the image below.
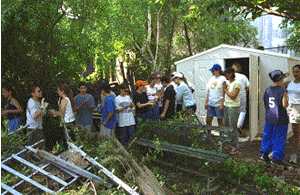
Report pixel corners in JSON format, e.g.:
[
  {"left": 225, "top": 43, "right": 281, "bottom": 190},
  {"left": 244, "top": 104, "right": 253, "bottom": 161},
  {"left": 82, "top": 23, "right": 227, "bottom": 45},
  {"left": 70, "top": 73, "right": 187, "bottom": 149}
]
[
  {"left": 135, "top": 80, "right": 147, "bottom": 88},
  {"left": 268, "top": 70, "right": 288, "bottom": 82},
  {"left": 210, "top": 64, "right": 222, "bottom": 72},
  {"left": 171, "top": 72, "right": 184, "bottom": 80}
]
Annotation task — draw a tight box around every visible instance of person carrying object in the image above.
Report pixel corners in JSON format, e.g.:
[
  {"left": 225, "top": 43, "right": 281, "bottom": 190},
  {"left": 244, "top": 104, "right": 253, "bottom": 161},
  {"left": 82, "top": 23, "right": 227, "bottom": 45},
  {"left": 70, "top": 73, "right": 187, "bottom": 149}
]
[
  {"left": 232, "top": 63, "right": 249, "bottom": 129},
  {"left": 115, "top": 84, "right": 136, "bottom": 146},
  {"left": 26, "top": 85, "right": 48, "bottom": 145}
]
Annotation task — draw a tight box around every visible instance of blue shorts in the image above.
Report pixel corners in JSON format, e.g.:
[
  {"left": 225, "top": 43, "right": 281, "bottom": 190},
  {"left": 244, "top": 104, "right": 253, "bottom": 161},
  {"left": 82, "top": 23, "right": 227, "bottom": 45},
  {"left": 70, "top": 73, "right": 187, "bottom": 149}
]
[
  {"left": 207, "top": 106, "right": 224, "bottom": 119},
  {"left": 8, "top": 117, "right": 22, "bottom": 133}
]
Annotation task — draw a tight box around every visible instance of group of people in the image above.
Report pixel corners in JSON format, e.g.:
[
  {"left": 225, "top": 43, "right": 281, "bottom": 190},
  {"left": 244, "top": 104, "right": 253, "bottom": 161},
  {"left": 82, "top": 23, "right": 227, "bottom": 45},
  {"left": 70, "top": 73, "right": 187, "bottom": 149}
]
[
  {"left": 1, "top": 64, "right": 300, "bottom": 163},
  {"left": 205, "top": 63, "right": 250, "bottom": 155},
  {"left": 205, "top": 63, "right": 300, "bottom": 163}
]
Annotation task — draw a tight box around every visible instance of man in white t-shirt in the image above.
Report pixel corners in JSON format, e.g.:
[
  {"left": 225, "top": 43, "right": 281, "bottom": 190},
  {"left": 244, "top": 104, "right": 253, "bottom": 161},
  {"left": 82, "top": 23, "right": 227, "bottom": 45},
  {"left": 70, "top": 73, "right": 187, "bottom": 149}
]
[
  {"left": 146, "top": 75, "right": 160, "bottom": 119},
  {"left": 232, "top": 63, "right": 250, "bottom": 128},
  {"left": 115, "top": 84, "right": 136, "bottom": 146},
  {"left": 287, "top": 64, "right": 300, "bottom": 163},
  {"left": 26, "top": 85, "right": 48, "bottom": 145},
  {"left": 205, "top": 64, "right": 226, "bottom": 128}
]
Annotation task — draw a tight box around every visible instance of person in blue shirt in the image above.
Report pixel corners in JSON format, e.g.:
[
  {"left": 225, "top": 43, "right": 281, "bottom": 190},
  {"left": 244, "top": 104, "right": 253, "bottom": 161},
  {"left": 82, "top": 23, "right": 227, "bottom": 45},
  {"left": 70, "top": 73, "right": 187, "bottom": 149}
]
[
  {"left": 260, "top": 70, "right": 289, "bottom": 165},
  {"left": 74, "top": 83, "right": 96, "bottom": 131},
  {"left": 2, "top": 85, "right": 23, "bottom": 133},
  {"left": 100, "top": 84, "right": 117, "bottom": 138}
]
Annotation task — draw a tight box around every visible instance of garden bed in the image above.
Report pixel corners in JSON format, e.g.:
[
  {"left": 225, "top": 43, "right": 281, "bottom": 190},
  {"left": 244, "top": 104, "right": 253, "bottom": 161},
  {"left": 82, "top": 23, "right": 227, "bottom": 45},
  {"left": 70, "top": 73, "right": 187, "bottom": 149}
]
[{"left": 1, "top": 117, "right": 300, "bottom": 194}]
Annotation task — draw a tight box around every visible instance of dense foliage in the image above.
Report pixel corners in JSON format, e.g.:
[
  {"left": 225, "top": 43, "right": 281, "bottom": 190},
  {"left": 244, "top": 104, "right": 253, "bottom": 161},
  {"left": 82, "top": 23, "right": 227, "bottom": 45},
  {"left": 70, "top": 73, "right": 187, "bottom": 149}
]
[
  {"left": 2, "top": 0, "right": 257, "bottom": 104},
  {"left": 229, "top": 0, "right": 300, "bottom": 21}
]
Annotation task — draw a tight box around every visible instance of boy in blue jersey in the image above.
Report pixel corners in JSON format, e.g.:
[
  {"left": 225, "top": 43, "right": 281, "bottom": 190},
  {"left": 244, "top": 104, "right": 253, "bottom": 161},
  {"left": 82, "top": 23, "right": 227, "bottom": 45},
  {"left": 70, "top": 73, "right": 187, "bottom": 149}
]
[
  {"left": 260, "top": 70, "right": 289, "bottom": 164},
  {"left": 100, "top": 84, "right": 117, "bottom": 138}
]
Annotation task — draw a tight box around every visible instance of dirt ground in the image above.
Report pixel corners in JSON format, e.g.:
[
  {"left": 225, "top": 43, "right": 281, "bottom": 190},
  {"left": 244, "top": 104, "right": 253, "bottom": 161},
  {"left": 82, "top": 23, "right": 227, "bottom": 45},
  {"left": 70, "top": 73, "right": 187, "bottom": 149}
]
[
  {"left": 237, "top": 139, "right": 300, "bottom": 187},
  {"left": 238, "top": 139, "right": 298, "bottom": 160}
]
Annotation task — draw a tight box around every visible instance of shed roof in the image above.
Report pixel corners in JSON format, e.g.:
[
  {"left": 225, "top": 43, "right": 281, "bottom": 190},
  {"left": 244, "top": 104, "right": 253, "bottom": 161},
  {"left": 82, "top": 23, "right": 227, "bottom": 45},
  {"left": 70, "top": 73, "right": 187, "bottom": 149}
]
[{"left": 175, "top": 44, "right": 300, "bottom": 64}]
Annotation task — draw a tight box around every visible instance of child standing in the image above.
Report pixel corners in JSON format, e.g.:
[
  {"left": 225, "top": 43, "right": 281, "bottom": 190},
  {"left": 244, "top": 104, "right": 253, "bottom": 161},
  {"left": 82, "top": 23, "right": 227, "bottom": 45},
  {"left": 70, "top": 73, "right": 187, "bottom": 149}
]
[
  {"left": 260, "top": 70, "right": 289, "bottom": 164},
  {"left": 115, "top": 84, "right": 136, "bottom": 146}
]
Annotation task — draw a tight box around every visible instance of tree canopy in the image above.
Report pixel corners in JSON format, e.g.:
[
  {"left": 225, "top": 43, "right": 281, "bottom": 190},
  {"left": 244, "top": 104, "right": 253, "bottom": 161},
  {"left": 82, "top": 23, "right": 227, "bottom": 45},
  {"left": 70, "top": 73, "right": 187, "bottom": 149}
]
[
  {"left": 229, "top": 0, "right": 300, "bottom": 53},
  {"left": 2, "top": 0, "right": 258, "bottom": 102}
]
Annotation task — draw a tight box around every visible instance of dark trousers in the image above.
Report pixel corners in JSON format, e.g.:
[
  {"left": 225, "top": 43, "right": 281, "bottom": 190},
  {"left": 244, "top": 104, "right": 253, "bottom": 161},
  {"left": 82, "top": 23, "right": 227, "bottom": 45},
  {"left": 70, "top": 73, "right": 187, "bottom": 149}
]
[
  {"left": 27, "top": 128, "right": 44, "bottom": 146},
  {"left": 186, "top": 104, "right": 197, "bottom": 113},
  {"left": 64, "top": 122, "right": 76, "bottom": 141},
  {"left": 176, "top": 104, "right": 183, "bottom": 112},
  {"left": 119, "top": 125, "right": 135, "bottom": 146},
  {"left": 43, "top": 126, "right": 68, "bottom": 151}
]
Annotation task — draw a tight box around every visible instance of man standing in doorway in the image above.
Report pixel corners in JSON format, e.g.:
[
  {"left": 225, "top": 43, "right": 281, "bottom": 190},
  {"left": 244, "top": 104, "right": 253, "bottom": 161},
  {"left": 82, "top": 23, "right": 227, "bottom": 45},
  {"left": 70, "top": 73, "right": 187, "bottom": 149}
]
[{"left": 232, "top": 63, "right": 250, "bottom": 131}]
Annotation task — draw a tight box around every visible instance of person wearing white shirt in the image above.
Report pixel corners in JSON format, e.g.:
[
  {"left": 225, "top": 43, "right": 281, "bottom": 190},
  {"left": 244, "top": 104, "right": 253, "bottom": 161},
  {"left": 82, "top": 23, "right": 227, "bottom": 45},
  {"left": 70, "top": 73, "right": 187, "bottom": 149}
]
[
  {"left": 115, "top": 84, "right": 136, "bottom": 146},
  {"left": 146, "top": 75, "right": 160, "bottom": 119},
  {"left": 50, "top": 83, "right": 76, "bottom": 141},
  {"left": 232, "top": 63, "right": 250, "bottom": 128},
  {"left": 287, "top": 64, "right": 300, "bottom": 163},
  {"left": 205, "top": 64, "right": 226, "bottom": 127},
  {"left": 26, "top": 85, "right": 47, "bottom": 145}
]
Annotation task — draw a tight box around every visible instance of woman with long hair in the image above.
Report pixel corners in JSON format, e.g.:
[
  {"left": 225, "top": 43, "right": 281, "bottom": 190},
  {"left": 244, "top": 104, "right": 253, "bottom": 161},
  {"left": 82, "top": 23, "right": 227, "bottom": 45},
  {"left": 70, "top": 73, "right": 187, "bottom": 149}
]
[
  {"left": 50, "top": 83, "right": 76, "bottom": 140},
  {"left": 223, "top": 68, "right": 241, "bottom": 155},
  {"left": 2, "top": 85, "right": 23, "bottom": 133}
]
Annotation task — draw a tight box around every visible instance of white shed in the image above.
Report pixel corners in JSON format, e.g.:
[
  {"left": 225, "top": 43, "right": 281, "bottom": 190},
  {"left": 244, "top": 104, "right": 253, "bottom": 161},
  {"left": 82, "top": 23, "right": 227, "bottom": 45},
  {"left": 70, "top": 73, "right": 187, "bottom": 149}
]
[{"left": 175, "top": 44, "right": 300, "bottom": 140}]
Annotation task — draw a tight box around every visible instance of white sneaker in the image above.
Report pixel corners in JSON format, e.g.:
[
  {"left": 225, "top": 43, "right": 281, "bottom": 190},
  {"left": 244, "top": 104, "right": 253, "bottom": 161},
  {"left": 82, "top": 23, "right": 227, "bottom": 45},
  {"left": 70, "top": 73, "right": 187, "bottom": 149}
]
[{"left": 289, "top": 154, "right": 298, "bottom": 164}]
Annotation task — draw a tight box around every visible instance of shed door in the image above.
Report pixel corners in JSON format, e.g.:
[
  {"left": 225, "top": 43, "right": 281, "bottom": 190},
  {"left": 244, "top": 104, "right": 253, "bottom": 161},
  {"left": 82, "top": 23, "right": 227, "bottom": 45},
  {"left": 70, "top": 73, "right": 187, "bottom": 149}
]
[{"left": 249, "top": 55, "right": 259, "bottom": 141}]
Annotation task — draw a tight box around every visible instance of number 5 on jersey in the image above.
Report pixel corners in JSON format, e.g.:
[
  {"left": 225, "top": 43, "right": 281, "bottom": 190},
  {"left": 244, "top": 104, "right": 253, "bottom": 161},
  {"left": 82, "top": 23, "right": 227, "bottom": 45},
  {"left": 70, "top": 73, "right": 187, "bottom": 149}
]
[{"left": 269, "top": 97, "right": 275, "bottom": 108}]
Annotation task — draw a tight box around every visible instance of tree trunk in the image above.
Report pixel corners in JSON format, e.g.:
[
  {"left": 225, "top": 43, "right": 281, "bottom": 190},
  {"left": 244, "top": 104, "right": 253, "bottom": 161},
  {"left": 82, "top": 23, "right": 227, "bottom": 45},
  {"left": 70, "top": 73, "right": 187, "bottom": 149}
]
[
  {"left": 183, "top": 22, "right": 193, "bottom": 56},
  {"left": 153, "top": 8, "right": 162, "bottom": 71},
  {"left": 165, "top": 13, "right": 177, "bottom": 73}
]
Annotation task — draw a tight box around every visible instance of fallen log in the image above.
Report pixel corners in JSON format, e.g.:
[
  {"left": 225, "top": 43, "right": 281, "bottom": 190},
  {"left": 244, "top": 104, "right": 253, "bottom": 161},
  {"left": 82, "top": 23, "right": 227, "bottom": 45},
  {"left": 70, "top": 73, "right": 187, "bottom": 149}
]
[
  {"left": 136, "top": 138, "right": 229, "bottom": 162},
  {"left": 112, "top": 138, "right": 167, "bottom": 195}
]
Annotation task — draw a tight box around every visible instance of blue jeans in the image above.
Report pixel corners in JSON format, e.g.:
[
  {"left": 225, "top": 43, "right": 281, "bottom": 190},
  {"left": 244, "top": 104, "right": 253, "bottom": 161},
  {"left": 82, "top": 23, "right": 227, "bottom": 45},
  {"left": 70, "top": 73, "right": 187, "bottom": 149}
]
[
  {"left": 119, "top": 125, "right": 135, "bottom": 146},
  {"left": 260, "top": 123, "right": 288, "bottom": 161},
  {"left": 207, "top": 105, "right": 224, "bottom": 118},
  {"left": 8, "top": 117, "right": 21, "bottom": 133},
  {"left": 149, "top": 105, "right": 160, "bottom": 120}
]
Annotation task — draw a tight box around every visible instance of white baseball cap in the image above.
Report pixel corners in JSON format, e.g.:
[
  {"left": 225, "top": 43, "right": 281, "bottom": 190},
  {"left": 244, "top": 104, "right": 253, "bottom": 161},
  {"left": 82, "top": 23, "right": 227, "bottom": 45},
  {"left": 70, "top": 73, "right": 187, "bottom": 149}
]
[{"left": 171, "top": 72, "right": 184, "bottom": 80}]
